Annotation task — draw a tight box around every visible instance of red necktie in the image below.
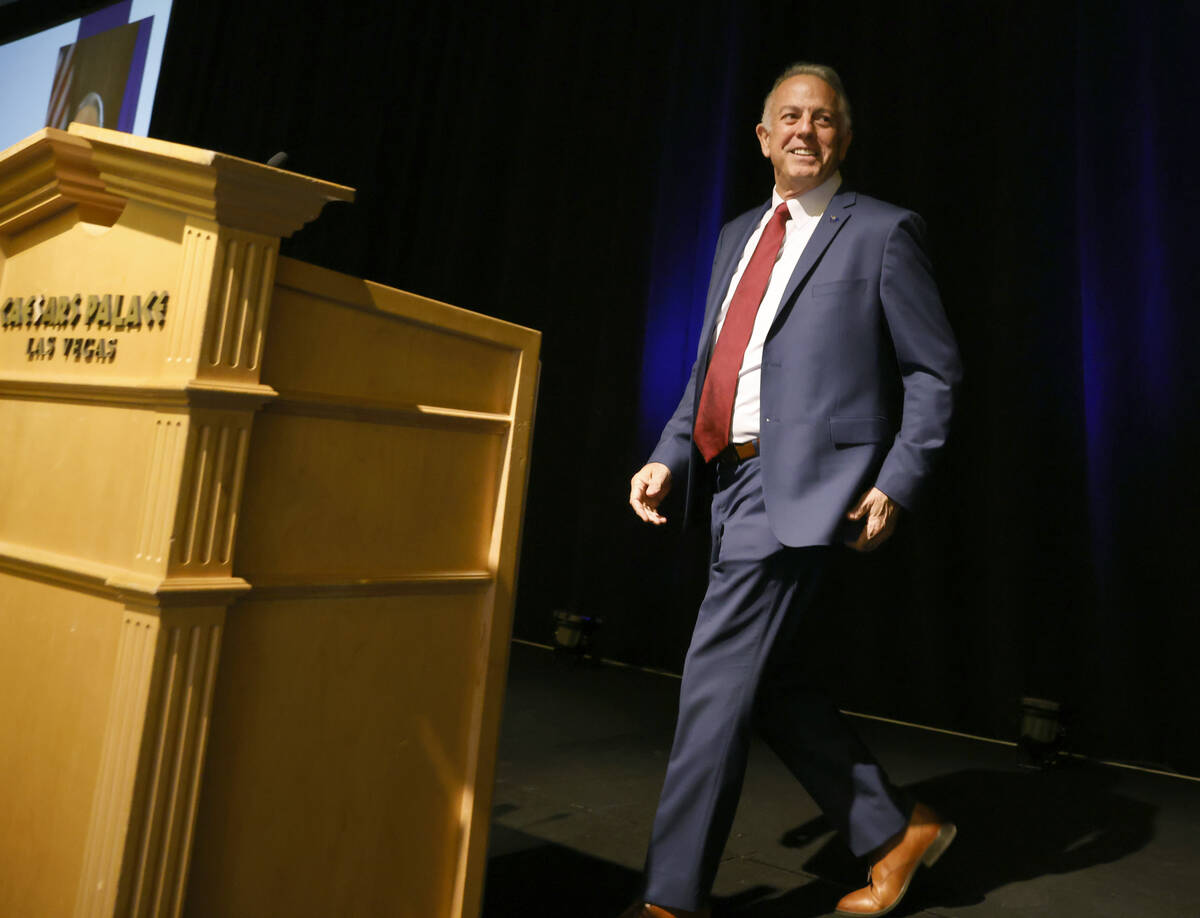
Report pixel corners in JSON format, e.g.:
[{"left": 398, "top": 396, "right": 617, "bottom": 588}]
[{"left": 693, "top": 202, "right": 791, "bottom": 462}]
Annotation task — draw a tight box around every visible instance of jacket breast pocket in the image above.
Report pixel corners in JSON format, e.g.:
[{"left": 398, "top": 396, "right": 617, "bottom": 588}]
[
  {"left": 812, "top": 278, "right": 869, "bottom": 298},
  {"left": 829, "top": 415, "right": 893, "bottom": 446}
]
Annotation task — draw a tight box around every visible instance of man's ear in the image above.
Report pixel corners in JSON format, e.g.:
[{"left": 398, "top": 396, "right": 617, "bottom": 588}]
[{"left": 755, "top": 122, "right": 771, "bottom": 158}]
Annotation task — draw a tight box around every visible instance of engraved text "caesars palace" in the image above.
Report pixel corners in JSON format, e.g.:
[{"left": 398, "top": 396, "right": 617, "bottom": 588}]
[{"left": 1, "top": 292, "right": 169, "bottom": 364}]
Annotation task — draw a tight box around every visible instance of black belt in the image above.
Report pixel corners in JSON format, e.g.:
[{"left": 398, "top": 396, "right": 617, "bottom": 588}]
[{"left": 712, "top": 438, "right": 760, "bottom": 467}]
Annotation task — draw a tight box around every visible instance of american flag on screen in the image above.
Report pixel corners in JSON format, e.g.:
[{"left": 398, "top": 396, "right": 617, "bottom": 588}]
[{"left": 46, "top": 42, "right": 77, "bottom": 129}]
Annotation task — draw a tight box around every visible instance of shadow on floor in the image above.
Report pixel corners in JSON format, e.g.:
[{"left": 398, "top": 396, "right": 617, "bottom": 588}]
[
  {"left": 726, "top": 760, "right": 1157, "bottom": 917},
  {"left": 486, "top": 760, "right": 1157, "bottom": 917},
  {"left": 483, "top": 824, "right": 643, "bottom": 918}
]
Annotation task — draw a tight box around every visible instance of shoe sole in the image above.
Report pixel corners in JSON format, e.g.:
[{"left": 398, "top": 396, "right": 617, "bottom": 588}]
[{"left": 834, "top": 822, "right": 957, "bottom": 918}]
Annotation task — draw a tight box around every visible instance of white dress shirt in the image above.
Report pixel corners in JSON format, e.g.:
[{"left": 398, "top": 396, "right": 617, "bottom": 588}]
[{"left": 711, "top": 172, "right": 841, "bottom": 443}]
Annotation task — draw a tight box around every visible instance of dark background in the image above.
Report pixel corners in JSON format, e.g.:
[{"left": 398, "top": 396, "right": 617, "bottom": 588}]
[{"left": 5, "top": 0, "right": 1198, "bottom": 774}]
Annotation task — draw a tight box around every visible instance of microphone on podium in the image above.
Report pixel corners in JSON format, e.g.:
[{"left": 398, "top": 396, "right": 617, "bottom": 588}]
[{"left": 266, "top": 151, "right": 289, "bottom": 169}]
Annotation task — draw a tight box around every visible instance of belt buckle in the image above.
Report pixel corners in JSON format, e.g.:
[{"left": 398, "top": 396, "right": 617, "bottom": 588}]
[{"left": 733, "top": 439, "right": 758, "bottom": 463}]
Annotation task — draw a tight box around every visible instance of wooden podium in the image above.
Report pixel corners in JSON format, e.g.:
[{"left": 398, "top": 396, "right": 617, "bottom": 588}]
[{"left": 0, "top": 126, "right": 540, "bottom": 918}]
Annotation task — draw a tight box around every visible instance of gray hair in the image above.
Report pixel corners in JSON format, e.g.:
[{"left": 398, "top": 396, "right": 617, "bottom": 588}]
[{"left": 760, "top": 62, "right": 853, "bottom": 130}]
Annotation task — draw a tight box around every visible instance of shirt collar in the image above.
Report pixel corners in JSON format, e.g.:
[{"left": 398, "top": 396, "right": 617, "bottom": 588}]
[{"left": 771, "top": 171, "right": 842, "bottom": 220}]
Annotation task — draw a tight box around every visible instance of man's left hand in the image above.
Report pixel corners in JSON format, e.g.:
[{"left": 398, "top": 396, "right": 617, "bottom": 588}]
[{"left": 844, "top": 487, "right": 901, "bottom": 552}]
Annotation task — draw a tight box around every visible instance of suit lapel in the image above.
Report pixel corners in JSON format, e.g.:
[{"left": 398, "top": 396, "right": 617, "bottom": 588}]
[
  {"left": 693, "top": 188, "right": 856, "bottom": 383},
  {"left": 770, "top": 188, "right": 857, "bottom": 336}
]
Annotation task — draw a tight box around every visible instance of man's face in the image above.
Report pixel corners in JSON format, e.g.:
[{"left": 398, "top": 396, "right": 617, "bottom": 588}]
[{"left": 755, "top": 74, "right": 852, "bottom": 198}]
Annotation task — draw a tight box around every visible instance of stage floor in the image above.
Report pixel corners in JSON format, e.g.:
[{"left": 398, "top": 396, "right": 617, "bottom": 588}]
[{"left": 483, "top": 641, "right": 1199, "bottom": 917}]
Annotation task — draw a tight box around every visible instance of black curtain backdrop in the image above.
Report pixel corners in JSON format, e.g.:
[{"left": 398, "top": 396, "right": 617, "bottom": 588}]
[{"left": 4, "top": 0, "right": 1198, "bottom": 773}]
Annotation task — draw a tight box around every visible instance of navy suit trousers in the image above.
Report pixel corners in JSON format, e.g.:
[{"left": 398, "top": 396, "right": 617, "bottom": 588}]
[{"left": 641, "top": 457, "right": 911, "bottom": 910}]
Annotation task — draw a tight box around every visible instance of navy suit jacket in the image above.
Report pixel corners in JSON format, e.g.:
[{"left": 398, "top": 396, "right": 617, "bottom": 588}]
[{"left": 648, "top": 187, "right": 962, "bottom": 547}]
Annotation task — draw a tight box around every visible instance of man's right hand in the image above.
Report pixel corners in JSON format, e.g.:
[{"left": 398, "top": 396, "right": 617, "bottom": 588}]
[{"left": 629, "top": 462, "right": 673, "bottom": 525}]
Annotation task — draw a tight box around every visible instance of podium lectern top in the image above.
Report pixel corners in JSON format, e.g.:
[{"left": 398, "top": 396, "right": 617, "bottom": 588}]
[{"left": 0, "top": 124, "right": 354, "bottom": 239}]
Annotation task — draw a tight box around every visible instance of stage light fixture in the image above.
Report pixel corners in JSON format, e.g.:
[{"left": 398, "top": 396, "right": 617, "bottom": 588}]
[
  {"left": 1019, "top": 696, "right": 1064, "bottom": 768},
  {"left": 551, "top": 609, "right": 602, "bottom": 657}
]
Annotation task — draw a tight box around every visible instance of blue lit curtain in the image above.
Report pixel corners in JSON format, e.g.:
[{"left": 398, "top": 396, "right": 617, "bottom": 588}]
[
  {"left": 636, "top": 8, "right": 742, "bottom": 453},
  {"left": 1070, "top": 1, "right": 1199, "bottom": 765}
]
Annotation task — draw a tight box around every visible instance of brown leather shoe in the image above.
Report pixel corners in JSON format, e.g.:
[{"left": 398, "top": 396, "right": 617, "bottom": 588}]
[
  {"left": 615, "top": 903, "right": 711, "bottom": 918},
  {"left": 834, "top": 802, "right": 956, "bottom": 916}
]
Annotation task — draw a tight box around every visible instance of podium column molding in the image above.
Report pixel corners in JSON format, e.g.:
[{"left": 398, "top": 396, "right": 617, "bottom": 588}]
[
  {"left": 166, "top": 220, "right": 281, "bottom": 388},
  {"left": 73, "top": 601, "right": 226, "bottom": 918}
]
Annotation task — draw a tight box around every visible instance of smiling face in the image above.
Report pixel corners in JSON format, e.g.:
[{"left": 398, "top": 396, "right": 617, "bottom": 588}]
[{"left": 755, "top": 74, "right": 852, "bottom": 198}]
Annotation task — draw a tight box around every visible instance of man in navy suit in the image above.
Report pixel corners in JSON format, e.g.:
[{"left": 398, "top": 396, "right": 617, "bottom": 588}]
[{"left": 624, "top": 63, "right": 962, "bottom": 918}]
